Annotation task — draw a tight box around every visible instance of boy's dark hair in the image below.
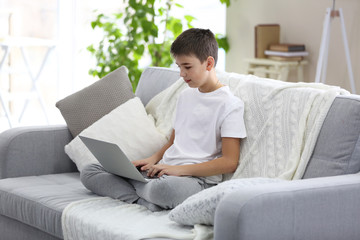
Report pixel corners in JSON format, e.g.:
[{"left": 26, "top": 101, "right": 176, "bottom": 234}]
[{"left": 170, "top": 28, "right": 218, "bottom": 66}]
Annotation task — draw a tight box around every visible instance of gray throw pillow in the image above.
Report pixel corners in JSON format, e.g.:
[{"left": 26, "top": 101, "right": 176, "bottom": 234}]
[
  {"left": 303, "top": 96, "right": 360, "bottom": 178},
  {"left": 56, "top": 66, "right": 135, "bottom": 137}
]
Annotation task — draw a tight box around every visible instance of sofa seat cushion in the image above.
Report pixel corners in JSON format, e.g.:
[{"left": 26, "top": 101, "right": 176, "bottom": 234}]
[{"left": 0, "top": 173, "right": 96, "bottom": 239}]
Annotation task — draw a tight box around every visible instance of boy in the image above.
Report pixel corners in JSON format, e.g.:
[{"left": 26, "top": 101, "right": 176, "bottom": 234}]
[{"left": 81, "top": 28, "right": 246, "bottom": 211}]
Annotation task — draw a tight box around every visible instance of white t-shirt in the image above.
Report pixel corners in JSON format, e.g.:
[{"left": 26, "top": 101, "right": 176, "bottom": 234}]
[{"left": 161, "top": 86, "right": 247, "bottom": 183}]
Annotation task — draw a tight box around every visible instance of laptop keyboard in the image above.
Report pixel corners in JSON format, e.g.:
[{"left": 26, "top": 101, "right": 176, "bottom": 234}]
[{"left": 139, "top": 169, "right": 158, "bottom": 180}]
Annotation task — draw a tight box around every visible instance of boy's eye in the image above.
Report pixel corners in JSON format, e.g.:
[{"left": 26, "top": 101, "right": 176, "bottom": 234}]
[{"left": 185, "top": 67, "right": 191, "bottom": 70}]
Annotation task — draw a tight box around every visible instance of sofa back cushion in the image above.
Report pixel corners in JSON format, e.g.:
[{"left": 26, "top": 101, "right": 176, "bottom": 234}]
[
  {"left": 303, "top": 95, "right": 360, "bottom": 178},
  {"left": 135, "top": 67, "right": 180, "bottom": 106}
]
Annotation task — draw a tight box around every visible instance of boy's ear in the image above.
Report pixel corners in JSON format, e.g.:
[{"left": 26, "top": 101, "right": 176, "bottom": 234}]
[{"left": 206, "top": 56, "right": 215, "bottom": 71}]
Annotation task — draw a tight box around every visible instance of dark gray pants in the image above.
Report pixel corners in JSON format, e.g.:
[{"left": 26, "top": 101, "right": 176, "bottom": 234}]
[{"left": 80, "top": 164, "right": 213, "bottom": 211}]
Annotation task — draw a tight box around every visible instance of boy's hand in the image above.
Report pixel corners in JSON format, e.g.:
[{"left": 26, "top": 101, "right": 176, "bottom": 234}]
[
  {"left": 132, "top": 156, "right": 159, "bottom": 171},
  {"left": 147, "top": 164, "right": 184, "bottom": 178}
]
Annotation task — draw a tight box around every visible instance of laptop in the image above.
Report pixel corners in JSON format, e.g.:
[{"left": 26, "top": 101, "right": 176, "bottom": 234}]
[{"left": 79, "top": 136, "right": 152, "bottom": 183}]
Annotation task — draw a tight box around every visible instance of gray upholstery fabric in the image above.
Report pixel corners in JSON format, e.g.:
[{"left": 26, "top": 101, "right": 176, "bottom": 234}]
[
  {"left": 56, "top": 66, "right": 135, "bottom": 137},
  {"left": 0, "top": 173, "right": 96, "bottom": 239},
  {"left": 0, "top": 214, "right": 61, "bottom": 240},
  {"left": 303, "top": 95, "right": 360, "bottom": 178},
  {"left": 0, "top": 125, "right": 76, "bottom": 179},
  {"left": 135, "top": 67, "right": 180, "bottom": 106},
  {"left": 214, "top": 173, "right": 360, "bottom": 240}
]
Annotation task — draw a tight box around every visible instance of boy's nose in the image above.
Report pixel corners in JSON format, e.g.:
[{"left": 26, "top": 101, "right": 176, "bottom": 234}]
[{"left": 180, "top": 70, "right": 186, "bottom": 78}]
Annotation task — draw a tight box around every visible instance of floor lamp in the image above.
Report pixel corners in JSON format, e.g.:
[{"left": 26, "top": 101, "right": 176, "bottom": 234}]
[{"left": 315, "top": 0, "right": 356, "bottom": 94}]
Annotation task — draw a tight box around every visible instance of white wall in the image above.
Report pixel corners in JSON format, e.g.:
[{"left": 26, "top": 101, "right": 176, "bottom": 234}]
[
  {"left": 226, "top": 0, "right": 360, "bottom": 93},
  {"left": 172, "top": 0, "right": 226, "bottom": 70}
]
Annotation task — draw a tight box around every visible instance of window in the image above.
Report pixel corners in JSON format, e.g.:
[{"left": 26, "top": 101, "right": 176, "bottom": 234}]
[{"left": 0, "top": 0, "right": 226, "bottom": 131}]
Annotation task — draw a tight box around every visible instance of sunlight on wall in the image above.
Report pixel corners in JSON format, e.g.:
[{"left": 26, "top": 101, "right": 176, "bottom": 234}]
[{"left": 171, "top": 0, "right": 226, "bottom": 70}]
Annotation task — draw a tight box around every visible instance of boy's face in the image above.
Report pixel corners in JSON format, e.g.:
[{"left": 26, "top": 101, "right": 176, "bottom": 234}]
[{"left": 175, "top": 54, "right": 212, "bottom": 89}]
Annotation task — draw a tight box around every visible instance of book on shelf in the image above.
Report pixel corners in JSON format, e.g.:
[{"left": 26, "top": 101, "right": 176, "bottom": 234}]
[
  {"left": 264, "top": 50, "right": 309, "bottom": 57},
  {"left": 267, "top": 56, "right": 304, "bottom": 61},
  {"left": 255, "top": 24, "right": 280, "bottom": 58},
  {"left": 269, "top": 43, "right": 305, "bottom": 52}
]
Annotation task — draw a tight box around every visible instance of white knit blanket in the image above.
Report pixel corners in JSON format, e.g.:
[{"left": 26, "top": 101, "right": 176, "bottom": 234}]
[
  {"left": 146, "top": 71, "right": 349, "bottom": 180},
  {"left": 62, "top": 197, "right": 213, "bottom": 240}
]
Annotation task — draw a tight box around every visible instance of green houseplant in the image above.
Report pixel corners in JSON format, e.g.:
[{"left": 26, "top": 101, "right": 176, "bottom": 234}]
[{"left": 87, "top": 0, "right": 230, "bottom": 90}]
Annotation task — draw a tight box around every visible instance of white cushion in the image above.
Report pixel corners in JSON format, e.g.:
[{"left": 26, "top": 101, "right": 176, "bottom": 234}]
[
  {"left": 169, "top": 177, "right": 284, "bottom": 225},
  {"left": 65, "top": 97, "right": 168, "bottom": 172}
]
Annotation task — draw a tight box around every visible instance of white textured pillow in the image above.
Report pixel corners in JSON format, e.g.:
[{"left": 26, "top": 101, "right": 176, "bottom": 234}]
[
  {"left": 65, "top": 97, "right": 167, "bottom": 172},
  {"left": 169, "top": 177, "right": 284, "bottom": 225}
]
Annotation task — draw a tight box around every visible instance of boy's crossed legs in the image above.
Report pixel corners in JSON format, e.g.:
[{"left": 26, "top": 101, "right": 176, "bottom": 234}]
[{"left": 80, "top": 164, "right": 213, "bottom": 211}]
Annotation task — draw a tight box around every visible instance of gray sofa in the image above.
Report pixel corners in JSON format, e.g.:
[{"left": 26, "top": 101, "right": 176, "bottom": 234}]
[{"left": 0, "top": 67, "right": 360, "bottom": 240}]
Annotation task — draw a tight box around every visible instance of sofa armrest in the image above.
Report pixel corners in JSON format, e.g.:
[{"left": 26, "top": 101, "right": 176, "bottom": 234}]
[
  {"left": 214, "top": 174, "right": 360, "bottom": 240},
  {"left": 0, "top": 125, "right": 77, "bottom": 179}
]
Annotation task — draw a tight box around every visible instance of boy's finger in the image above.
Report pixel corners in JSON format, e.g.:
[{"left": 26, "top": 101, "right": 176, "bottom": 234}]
[
  {"left": 158, "top": 170, "right": 166, "bottom": 177},
  {"left": 150, "top": 168, "right": 160, "bottom": 177},
  {"left": 133, "top": 162, "right": 143, "bottom": 167},
  {"left": 141, "top": 164, "right": 150, "bottom": 171},
  {"left": 147, "top": 168, "right": 155, "bottom": 177}
]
